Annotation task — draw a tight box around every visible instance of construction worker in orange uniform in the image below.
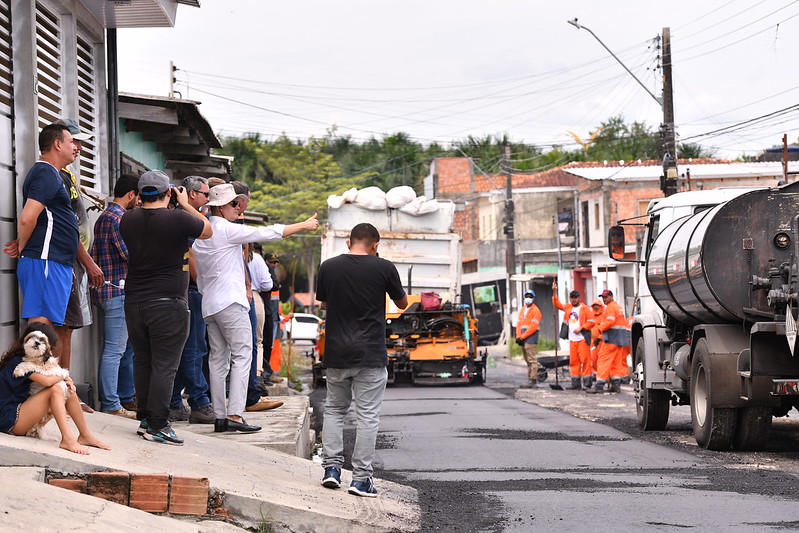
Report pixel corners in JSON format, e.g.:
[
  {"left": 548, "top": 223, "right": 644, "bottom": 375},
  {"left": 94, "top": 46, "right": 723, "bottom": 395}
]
[
  {"left": 552, "top": 281, "right": 592, "bottom": 390},
  {"left": 515, "top": 289, "right": 542, "bottom": 388},
  {"left": 588, "top": 289, "right": 630, "bottom": 394},
  {"left": 585, "top": 298, "right": 605, "bottom": 390}
]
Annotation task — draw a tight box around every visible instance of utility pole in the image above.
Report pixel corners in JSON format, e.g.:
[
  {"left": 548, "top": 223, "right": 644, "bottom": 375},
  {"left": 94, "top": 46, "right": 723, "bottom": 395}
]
[
  {"left": 502, "top": 145, "right": 517, "bottom": 308},
  {"left": 568, "top": 20, "right": 679, "bottom": 196},
  {"left": 660, "top": 28, "right": 678, "bottom": 196}
]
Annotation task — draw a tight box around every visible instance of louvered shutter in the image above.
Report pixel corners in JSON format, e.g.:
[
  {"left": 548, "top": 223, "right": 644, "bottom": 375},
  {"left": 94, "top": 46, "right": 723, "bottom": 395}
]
[
  {"left": 75, "top": 29, "right": 99, "bottom": 190},
  {"left": 35, "top": 2, "right": 62, "bottom": 129}
]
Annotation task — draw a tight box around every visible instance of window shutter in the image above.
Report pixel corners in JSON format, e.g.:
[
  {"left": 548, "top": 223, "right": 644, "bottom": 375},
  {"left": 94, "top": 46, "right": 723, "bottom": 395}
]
[
  {"left": 0, "top": 1, "right": 12, "bottom": 115},
  {"left": 35, "top": 2, "right": 62, "bottom": 129},
  {"left": 76, "top": 30, "right": 99, "bottom": 190}
]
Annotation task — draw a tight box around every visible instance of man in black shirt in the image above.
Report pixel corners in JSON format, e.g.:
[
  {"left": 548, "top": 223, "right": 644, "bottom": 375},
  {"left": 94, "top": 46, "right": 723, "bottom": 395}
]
[
  {"left": 120, "top": 170, "right": 211, "bottom": 446},
  {"left": 316, "top": 223, "right": 407, "bottom": 497}
]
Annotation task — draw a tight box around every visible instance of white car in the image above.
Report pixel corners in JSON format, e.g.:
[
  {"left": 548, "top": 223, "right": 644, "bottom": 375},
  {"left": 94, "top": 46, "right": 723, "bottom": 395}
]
[{"left": 284, "top": 313, "right": 322, "bottom": 344}]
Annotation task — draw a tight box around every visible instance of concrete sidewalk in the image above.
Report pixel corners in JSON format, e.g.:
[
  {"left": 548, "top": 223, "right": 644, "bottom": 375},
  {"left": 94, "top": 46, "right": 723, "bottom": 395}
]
[{"left": 0, "top": 394, "right": 420, "bottom": 532}]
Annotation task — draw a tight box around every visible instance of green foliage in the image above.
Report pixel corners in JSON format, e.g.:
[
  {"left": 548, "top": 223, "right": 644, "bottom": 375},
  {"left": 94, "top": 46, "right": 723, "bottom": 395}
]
[
  {"left": 320, "top": 129, "right": 435, "bottom": 192},
  {"left": 678, "top": 142, "right": 716, "bottom": 159},
  {"left": 219, "top": 134, "right": 361, "bottom": 292},
  {"left": 584, "top": 115, "right": 658, "bottom": 161}
]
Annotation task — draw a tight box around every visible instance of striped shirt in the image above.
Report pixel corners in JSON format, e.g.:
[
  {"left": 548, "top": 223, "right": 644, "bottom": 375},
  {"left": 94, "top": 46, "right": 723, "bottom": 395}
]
[{"left": 90, "top": 202, "right": 128, "bottom": 305}]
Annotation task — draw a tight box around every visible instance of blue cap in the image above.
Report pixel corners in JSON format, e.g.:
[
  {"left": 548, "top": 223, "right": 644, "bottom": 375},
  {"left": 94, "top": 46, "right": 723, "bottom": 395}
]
[{"left": 524, "top": 290, "right": 535, "bottom": 298}]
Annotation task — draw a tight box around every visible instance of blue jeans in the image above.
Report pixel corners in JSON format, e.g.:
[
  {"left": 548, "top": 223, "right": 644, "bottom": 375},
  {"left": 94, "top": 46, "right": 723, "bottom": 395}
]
[
  {"left": 126, "top": 297, "right": 190, "bottom": 431},
  {"left": 246, "top": 297, "right": 262, "bottom": 406},
  {"left": 322, "top": 366, "right": 388, "bottom": 481},
  {"left": 170, "top": 287, "right": 211, "bottom": 410},
  {"left": 118, "top": 342, "right": 135, "bottom": 405},
  {"left": 98, "top": 295, "right": 133, "bottom": 412}
]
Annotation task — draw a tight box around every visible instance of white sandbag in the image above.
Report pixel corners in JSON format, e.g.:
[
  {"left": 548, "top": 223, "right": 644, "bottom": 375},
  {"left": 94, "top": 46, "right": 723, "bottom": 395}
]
[
  {"left": 327, "top": 194, "right": 346, "bottom": 209},
  {"left": 399, "top": 196, "right": 440, "bottom": 215},
  {"left": 386, "top": 185, "right": 417, "bottom": 208},
  {"left": 353, "top": 186, "right": 387, "bottom": 210},
  {"left": 327, "top": 187, "right": 358, "bottom": 209},
  {"left": 342, "top": 187, "right": 358, "bottom": 203}
]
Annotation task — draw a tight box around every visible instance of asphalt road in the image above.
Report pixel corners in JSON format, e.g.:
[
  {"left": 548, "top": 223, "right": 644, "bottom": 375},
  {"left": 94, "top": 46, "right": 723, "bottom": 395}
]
[{"left": 310, "top": 349, "right": 799, "bottom": 532}]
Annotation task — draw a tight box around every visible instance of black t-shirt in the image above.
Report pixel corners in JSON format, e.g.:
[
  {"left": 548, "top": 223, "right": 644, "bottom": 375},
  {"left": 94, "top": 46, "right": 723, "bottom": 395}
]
[
  {"left": 316, "top": 254, "right": 405, "bottom": 368},
  {"left": 120, "top": 207, "right": 204, "bottom": 304}
]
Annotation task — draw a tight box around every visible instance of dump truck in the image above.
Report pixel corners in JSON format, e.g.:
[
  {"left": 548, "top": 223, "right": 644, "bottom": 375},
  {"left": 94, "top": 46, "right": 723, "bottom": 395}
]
[
  {"left": 315, "top": 200, "right": 486, "bottom": 385},
  {"left": 610, "top": 182, "right": 799, "bottom": 450}
]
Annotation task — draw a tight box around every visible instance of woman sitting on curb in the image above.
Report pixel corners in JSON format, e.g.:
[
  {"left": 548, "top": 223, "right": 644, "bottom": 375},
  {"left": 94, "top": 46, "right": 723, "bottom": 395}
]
[{"left": 0, "top": 322, "right": 110, "bottom": 454}]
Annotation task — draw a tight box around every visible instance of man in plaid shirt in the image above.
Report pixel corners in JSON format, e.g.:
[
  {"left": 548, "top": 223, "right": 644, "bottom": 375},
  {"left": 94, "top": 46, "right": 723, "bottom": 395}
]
[{"left": 90, "top": 174, "right": 140, "bottom": 418}]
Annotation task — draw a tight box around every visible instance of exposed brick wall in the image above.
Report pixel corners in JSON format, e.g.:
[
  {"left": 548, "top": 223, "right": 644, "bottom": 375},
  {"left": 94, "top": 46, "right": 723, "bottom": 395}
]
[
  {"left": 434, "top": 157, "right": 473, "bottom": 196},
  {"left": 49, "top": 471, "right": 211, "bottom": 517}
]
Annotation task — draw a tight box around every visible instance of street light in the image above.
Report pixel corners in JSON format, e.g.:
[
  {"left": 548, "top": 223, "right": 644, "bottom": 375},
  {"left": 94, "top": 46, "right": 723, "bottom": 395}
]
[
  {"left": 567, "top": 18, "right": 662, "bottom": 107},
  {"left": 568, "top": 18, "right": 678, "bottom": 196}
]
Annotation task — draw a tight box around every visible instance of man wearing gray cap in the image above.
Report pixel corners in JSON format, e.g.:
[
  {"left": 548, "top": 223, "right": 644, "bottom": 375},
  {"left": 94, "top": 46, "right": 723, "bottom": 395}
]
[
  {"left": 52, "top": 119, "right": 104, "bottom": 377},
  {"left": 120, "top": 170, "right": 212, "bottom": 446}
]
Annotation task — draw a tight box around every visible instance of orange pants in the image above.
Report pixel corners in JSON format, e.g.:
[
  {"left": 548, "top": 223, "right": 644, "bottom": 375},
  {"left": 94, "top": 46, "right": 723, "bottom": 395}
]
[
  {"left": 569, "top": 340, "right": 592, "bottom": 378},
  {"left": 616, "top": 346, "right": 631, "bottom": 378},
  {"left": 597, "top": 343, "right": 628, "bottom": 381}
]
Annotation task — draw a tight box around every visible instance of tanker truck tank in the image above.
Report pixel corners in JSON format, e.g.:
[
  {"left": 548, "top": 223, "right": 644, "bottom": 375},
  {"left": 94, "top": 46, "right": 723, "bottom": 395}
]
[{"left": 646, "top": 187, "right": 799, "bottom": 326}]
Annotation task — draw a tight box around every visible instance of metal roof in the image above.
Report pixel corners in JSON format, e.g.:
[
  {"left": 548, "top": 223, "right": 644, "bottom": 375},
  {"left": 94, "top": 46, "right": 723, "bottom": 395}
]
[
  {"left": 564, "top": 161, "right": 799, "bottom": 182},
  {"left": 80, "top": 0, "right": 199, "bottom": 29}
]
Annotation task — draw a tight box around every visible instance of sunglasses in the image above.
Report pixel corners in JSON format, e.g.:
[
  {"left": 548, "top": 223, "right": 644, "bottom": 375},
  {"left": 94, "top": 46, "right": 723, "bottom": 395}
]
[
  {"left": 198, "top": 190, "right": 210, "bottom": 198},
  {"left": 230, "top": 200, "right": 239, "bottom": 208}
]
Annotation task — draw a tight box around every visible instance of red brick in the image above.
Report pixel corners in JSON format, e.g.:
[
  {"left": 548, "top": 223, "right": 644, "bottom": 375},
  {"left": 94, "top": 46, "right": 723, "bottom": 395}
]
[
  {"left": 168, "top": 476, "right": 209, "bottom": 515},
  {"left": 49, "top": 478, "right": 86, "bottom": 494},
  {"left": 88, "top": 471, "right": 130, "bottom": 505},
  {"left": 130, "top": 473, "right": 169, "bottom": 513}
]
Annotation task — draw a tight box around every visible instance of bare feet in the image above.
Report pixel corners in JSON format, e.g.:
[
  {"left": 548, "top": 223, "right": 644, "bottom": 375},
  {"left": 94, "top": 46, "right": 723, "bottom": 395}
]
[
  {"left": 60, "top": 439, "right": 90, "bottom": 455},
  {"left": 78, "top": 434, "right": 111, "bottom": 451}
]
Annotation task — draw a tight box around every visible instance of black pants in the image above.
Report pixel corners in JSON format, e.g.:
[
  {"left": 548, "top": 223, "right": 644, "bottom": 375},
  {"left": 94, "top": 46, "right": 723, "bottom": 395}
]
[{"left": 125, "top": 298, "right": 190, "bottom": 431}]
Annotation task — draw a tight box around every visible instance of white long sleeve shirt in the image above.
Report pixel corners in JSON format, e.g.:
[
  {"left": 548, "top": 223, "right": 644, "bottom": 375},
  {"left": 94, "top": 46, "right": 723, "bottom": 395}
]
[
  {"left": 193, "top": 216, "right": 284, "bottom": 318},
  {"left": 247, "top": 252, "right": 273, "bottom": 292}
]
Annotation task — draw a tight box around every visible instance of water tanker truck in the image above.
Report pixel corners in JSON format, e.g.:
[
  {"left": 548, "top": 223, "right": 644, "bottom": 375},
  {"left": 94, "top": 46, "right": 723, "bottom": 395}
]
[{"left": 610, "top": 182, "right": 799, "bottom": 450}]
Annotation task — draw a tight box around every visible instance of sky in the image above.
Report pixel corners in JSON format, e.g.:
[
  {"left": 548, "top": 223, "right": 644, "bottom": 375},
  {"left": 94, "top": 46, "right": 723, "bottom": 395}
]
[{"left": 116, "top": 1, "right": 799, "bottom": 161}]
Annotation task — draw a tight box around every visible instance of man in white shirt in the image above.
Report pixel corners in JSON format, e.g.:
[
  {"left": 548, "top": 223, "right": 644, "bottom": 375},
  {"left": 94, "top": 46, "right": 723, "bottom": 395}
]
[{"left": 193, "top": 184, "right": 318, "bottom": 433}]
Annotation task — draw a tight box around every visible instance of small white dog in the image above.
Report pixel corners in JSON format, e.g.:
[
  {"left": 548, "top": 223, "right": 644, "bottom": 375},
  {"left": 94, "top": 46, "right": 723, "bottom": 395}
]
[{"left": 13, "top": 330, "right": 70, "bottom": 437}]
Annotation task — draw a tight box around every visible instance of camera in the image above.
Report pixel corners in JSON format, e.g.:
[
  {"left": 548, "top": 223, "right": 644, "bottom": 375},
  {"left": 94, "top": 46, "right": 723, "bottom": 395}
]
[{"left": 168, "top": 185, "right": 183, "bottom": 209}]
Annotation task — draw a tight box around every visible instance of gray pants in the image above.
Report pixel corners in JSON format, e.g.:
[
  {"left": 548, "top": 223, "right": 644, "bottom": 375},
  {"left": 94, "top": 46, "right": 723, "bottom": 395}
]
[
  {"left": 322, "top": 366, "right": 388, "bottom": 481},
  {"left": 206, "top": 303, "right": 252, "bottom": 419}
]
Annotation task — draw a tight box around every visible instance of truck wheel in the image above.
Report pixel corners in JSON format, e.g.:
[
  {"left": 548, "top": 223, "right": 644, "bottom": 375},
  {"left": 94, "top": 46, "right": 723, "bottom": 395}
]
[
  {"left": 690, "top": 339, "right": 736, "bottom": 450},
  {"left": 470, "top": 363, "right": 485, "bottom": 385},
  {"left": 733, "top": 406, "right": 772, "bottom": 451},
  {"left": 634, "top": 344, "right": 670, "bottom": 430}
]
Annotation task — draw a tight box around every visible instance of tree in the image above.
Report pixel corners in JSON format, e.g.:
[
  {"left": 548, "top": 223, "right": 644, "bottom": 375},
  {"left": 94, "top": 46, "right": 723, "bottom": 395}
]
[
  {"left": 678, "top": 142, "right": 716, "bottom": 159},
  {"left": 585, "top": 115, "right": 658, "bottom": 161},
  {"left": 218, "top": 134, "right": 273, "bottom": 186},
  {"left": 241, "top": 135, "right": 362, "bottom": 298}
]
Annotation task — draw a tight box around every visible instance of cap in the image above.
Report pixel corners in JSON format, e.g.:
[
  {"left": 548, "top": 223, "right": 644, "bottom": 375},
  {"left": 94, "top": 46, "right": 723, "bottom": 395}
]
[
  {"left": 591, "top": 298, "right": 604, "bottom": 308},
  {"left": 265, "top": 252, "right": 280, "bottom": 263},
  {"left": 138, "top": 169, "right": 170, "bottom": 196},
  {"left": 523, "top": 290, "right": 535, "bottom": 298},
  {"left": 56, "top": 118, "right": 92, "bottom": 141},
  {"left": 601, "top": 289, "right": 613, "bottom": 297},
  {"left": 206, "top": 183, "right": 248, "bottom": 206},
  {"left": 569, "top": 290, "right": 580, "bottom": 298}
]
